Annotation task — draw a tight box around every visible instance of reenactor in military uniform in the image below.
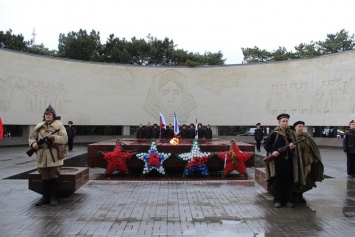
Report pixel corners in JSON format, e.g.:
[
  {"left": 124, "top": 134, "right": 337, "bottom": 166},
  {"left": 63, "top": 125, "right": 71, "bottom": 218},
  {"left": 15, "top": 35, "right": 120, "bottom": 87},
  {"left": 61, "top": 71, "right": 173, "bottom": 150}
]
[{"left": 29, "top": 105, "right": 68, "bottom": 206}]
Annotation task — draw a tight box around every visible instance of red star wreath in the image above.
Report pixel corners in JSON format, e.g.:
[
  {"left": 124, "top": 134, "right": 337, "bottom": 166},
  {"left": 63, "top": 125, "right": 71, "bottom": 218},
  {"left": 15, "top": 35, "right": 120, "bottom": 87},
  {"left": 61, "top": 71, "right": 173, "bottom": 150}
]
[
  {"left": 216, "top": 140, "right": 253, "bottom": 176},
  {"left": 177, "top": 139, "right": 213, "bottom": 177},
  {"left": 99, "top": 139, "right": 133, "bottom": 174}
]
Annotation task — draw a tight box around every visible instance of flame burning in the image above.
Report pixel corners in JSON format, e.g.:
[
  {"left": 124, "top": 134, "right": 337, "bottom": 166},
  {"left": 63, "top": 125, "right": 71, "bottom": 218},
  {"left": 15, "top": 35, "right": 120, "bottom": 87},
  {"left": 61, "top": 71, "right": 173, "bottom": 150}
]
[{"left": 170, "top": 137, "right": 180, "bottom": 145}]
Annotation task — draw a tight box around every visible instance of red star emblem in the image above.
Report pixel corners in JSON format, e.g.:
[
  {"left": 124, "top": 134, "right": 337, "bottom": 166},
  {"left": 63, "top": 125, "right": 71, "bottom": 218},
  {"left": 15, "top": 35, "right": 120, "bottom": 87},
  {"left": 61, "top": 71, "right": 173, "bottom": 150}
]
[
  {"left": 217, "top": 140, "right": 253, "bottom": 176},
  {"left": 99, "top": 140, "right": 133, "bottom": 174}
]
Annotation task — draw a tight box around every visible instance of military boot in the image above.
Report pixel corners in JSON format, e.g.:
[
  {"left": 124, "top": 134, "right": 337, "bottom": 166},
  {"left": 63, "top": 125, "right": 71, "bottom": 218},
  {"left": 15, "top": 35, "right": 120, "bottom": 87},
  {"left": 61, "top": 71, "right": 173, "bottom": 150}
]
[
  {"left": 35, "top": 180, "right": 50, "bottom": 206},
  {"left": 298, "top": 193, "right": 307, "bottom": 204},
  {"left": 49, "top": 178, "right": 59, "bottom": 206}
]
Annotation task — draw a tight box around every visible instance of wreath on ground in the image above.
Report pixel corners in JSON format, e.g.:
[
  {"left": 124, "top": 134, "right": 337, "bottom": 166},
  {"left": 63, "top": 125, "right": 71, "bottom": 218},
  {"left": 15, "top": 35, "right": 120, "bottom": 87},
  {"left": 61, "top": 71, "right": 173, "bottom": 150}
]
[
  {"left": 98, "top": 139, "right": 133, "bottom": 175},
  {"left": 136, "top": 139, "right": 171, "bottom": 176},
  {"left": 176, "top": 139, "right": 213, "bottom": 177}
]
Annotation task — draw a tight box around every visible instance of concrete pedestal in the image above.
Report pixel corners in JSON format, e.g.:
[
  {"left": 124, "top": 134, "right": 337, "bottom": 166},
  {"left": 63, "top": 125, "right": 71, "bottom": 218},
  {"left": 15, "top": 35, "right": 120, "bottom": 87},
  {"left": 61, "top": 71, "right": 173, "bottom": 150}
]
[{"left": 29, "top": 167, "right": 89, "bottom": 197}]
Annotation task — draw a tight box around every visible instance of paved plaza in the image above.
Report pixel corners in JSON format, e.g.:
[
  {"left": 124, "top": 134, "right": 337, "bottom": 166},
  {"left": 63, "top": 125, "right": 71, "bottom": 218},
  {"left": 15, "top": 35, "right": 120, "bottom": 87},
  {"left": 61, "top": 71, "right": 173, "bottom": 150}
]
[{"left": 0, "top": 145, "right": 354, "bottom": 237}]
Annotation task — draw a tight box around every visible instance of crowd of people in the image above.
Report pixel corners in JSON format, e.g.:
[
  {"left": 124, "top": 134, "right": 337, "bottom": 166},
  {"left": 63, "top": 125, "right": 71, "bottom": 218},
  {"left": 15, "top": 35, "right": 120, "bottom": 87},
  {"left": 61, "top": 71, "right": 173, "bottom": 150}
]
[{"left": 136, "top": 122, "right": 212, "bottom": 139}]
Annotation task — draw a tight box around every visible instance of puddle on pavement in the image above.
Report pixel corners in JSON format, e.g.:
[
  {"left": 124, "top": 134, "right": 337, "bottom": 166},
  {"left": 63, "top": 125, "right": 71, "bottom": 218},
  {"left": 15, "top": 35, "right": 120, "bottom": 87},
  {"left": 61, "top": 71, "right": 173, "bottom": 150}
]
[
  {"left": 201, "top": 229, "right": 264, "bottom": 237},
  {"left": 220, "top": 219, "right": 244, "bottom": 225}
]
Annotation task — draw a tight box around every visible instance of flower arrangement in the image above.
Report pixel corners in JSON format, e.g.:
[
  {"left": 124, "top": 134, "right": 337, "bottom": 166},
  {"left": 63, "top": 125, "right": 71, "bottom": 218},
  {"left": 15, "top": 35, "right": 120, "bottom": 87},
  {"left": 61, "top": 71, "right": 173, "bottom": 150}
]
[
  {"left": 99, "top": 139, "right": 133, "bottom": 175},
  {"left": 177, "top": 139, "right": 213, "bottom": 177},
  {"left": 216, "top": 140, "right": 253, "bottom": 176},
  {"left": 136, "top": 139, "right": 171, "bottom": 176}
]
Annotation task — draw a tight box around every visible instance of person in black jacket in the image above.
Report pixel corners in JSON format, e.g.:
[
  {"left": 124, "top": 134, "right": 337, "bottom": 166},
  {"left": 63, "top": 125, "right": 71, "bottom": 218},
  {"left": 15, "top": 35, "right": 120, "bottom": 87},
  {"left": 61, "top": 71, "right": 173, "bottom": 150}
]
[
  {"left": 166, "top": 124, "right": 174, "bottom": 139},
  {"left": 66, "top": 121, "right": 76, "bottom": 151},
  {"left": 145, "top": 122, "right": 152, "bottom": 139},
  {"left": 197, "top": 123, "right": 205, "bottom": 139},
  {"left": 136, "top": 123, "right": 146, "bottom": 139},
  {"left": 187, "top": 123, "right": 196, "bottom": 139},
  {"left": 151, "top": 124, "right": 160, "bottom": 139},
  {"left": 254, "top": 123, "right": 264, "bottom": 152},
  {"left": 263, "top": 113, "right": 297, "bottom": 208},
  {"left": 179, "top": 124, "right": 188, "bottom": 139},
  {"left": 205, "top": 124, "right": 212, "bottom": 139},
  {"left": 343, "top": 120, "right": 355, "bottom": 178}
]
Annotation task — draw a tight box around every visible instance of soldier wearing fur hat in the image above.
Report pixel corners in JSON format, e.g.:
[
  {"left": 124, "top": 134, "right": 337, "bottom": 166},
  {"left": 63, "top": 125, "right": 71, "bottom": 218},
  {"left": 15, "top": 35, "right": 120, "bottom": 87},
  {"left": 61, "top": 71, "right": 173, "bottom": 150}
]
[
  {"left": 343, "top": 120, "right": 355, "bottom": 178},
  {"left": 263, "top": 113, "right": 298, "bottom": 208},
  {"left": 29, "top": 105, "right": 68, "bottom": 206},
  {"left": 293, "top": 120, "right": 324, "bottom": 204}
]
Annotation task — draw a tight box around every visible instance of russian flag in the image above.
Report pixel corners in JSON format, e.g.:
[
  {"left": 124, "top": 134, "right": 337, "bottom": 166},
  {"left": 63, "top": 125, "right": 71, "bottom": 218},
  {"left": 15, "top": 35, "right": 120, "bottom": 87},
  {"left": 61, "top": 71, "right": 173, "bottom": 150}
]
[
  {"left": 0, "top": 117, "right": 3, "bottom": 140},
  {"left": 159, "top": 113, "right": 166, "bottom": 129},
  {"left": 173, "top": 113, "right": 180, "bottom": 136}
]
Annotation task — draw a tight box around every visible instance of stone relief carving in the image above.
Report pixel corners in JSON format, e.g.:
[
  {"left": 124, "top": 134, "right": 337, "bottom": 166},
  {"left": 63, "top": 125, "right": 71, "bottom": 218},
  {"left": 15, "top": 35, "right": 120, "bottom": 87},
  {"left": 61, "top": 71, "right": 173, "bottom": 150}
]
[
  {"left": 196, "top": 68, "right": 245, "bottom": 95},
  {"left": 0, "top": 74, "right": 24, "bottom": 111},
  {"left": 0, "top": 74, "right": 69, "bottom": 114},
  {"left": 116, "top": 67, "right": 135, "bottom": 82},
  {"left": 144, "top": 69, "right": 196, "bottom": 123},
  {"left": 266, "top": 77, "right": 354, "bottom": 116}
]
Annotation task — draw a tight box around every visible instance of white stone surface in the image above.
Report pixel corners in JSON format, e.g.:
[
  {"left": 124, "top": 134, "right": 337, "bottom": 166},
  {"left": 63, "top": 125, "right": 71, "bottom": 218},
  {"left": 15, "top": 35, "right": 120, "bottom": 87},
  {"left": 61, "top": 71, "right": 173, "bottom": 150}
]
[{"left": 1, "top": 48, "right": 354, "bottom": 126}]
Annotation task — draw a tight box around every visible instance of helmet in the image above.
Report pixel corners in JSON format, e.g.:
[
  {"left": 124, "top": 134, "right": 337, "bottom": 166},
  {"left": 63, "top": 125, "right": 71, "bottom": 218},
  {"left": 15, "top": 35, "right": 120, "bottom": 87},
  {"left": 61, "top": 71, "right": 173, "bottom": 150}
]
[
  {"left": 44, "top": 104, "right": 56, "bottom": 116},
  {"left": 43, "top": 104, "right": 61, "bottom": 121}
]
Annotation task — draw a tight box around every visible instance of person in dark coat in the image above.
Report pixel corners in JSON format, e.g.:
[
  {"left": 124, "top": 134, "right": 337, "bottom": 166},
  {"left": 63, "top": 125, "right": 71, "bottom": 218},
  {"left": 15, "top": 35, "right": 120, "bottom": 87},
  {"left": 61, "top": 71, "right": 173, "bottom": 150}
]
[
  {"left": 151, "top": 124, "right": 160, "bottom": 139},
  {"left": 160, "top": 124, "right": 166, "bottom": 139},
  {"left": 254, "top": 123, "right": 264, "bottom": 152},
  {"left": 179, "top": 124, "right": 188, "bottom": 139},
  {"left": 293, "top": 120, "right": 324, "bottom": 204},
  {"left": 205, "top": 124, "right": 212, "bottom": 139},
  {"left": 187, "top": 123, "right": 196, "bottom": 139},
  {"left": 166, "top": 124, "right": 174, "bottom": 139},
  {"left": 145, "top": 122, "right": 152, "bottom": 139},
  {"left": 66, "top": 121, "right": 76, "bottom": 151},
  {"left": 343, "top": 120, "right": 355, "bottom": 178},
  {"left": 136, "top": 123, "right": 146, "bottom": 139},
  {"left": 263, "top": 113, "right": 297, "bottom": 208},
  {"left": 197, "top": 123, "right": 205, "bottom": 139}
]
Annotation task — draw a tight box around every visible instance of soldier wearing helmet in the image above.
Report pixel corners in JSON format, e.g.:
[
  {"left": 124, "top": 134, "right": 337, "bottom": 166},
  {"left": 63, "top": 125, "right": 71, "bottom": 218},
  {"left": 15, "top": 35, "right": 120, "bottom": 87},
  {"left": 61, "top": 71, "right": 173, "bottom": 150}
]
[{"left": 29, "top": 104, "right": 68, "bottom": 206}]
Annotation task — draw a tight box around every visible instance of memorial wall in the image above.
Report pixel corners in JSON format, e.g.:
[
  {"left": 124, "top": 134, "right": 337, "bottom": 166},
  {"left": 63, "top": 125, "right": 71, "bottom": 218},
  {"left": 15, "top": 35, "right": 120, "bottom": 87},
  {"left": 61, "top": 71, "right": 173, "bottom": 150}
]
[{"left": 0, "top": 48, "right": 354, "bottom": 127}]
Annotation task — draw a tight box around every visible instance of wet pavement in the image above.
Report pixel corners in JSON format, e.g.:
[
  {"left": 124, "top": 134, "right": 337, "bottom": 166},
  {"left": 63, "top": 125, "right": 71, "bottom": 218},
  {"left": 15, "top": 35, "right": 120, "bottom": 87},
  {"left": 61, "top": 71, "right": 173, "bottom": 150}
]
[{"left": 0, "top": 146, "right": 354, "bottom": 237}]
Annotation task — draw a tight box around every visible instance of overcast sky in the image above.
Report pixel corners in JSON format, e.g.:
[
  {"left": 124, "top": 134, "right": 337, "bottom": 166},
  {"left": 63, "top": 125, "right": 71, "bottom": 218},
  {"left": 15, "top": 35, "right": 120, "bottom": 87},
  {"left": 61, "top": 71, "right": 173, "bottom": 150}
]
[{"left": 1, "top": 0, "right": 354, "bottom": 64}]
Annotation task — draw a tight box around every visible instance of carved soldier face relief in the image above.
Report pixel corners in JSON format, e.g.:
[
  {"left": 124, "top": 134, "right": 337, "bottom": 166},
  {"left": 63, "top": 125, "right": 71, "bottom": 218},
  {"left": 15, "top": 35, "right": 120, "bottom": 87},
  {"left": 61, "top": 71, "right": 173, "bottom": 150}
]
[{"left": 158, "top": 80, "right": 184, "bottom": 115}]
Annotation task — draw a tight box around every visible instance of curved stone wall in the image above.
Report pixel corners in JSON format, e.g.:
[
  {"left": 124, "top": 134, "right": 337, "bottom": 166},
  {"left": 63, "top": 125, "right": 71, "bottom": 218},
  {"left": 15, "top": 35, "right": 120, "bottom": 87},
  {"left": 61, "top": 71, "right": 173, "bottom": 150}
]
[{"left": 0, "top": 48, "right": 354, "bottom": 127}]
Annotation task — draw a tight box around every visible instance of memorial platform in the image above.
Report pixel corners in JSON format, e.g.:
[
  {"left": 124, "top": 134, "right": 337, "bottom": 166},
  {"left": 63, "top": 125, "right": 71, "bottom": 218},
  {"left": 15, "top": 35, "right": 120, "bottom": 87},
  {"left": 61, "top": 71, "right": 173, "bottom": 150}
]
[{"left": 87, "top": 138, "right": 255, "bottom": 176}]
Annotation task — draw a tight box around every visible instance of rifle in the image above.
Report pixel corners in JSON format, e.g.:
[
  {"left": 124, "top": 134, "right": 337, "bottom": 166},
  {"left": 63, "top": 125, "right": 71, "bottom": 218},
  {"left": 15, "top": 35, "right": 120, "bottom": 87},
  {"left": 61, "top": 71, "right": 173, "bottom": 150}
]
[
  {"left": 263, "top": 139, "right": 305, "bottom": 165},
  {"left": 26, "top": 129, "right": 60, "bottom": 157}
]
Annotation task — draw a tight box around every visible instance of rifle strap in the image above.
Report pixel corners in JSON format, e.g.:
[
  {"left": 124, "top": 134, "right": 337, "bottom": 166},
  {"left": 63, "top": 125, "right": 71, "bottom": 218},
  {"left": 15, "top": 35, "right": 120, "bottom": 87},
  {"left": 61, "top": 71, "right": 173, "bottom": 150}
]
[
  {"left": 273, "top": 132, "right": 290, "bottom": 160},
  {"left": 48, "top": 145, "right": 56, "bottom": 163},
  {"left": 272, "top": 133, "right": 279, "bottom": 152}
]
